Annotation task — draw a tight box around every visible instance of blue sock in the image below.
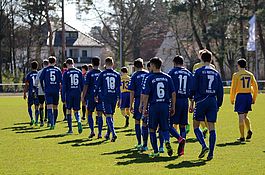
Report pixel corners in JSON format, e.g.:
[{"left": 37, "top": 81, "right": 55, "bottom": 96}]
[
  {"left": 194, "top": 128, "right": 207, "bottom": 149},
  {"left": 150, "top": 132, "right": 158, "bottom": 153},
  {"left": 98, "top": 116, "right": 103, "bottom": 136},
  {"left": 35, "top": 109, "right": 39, "bottom": 123},
  {"left": 47, "top": 109, "right": 54, "bottom": 126},
  {"left": 28, "top": 107, "right": 33, "bottom": 120},
  {"left": 74, "top": 112, "right": 81, "bottom": 123},
  {"left": 106, "top": 126, "right": 111, "bottom": 136},
  {"left": 53, "top": 109, "right": 58, "bottom": 125},
  {"left": 106, "top": 116, "right": 116, "bottom": 137},
  {"left": 67, "top": 114, "right": 72, "bottom": 132},
  {"left": 39, "top": 108, "right": 44, "bottom": 122},
  {"left": 159, "top": 130, "right": 164, "bottom": 148},
  {"left": 180, "top": 126, "right": 186, "bottom": 139},
  {"left": 162, "top": 130, "right": 170, "bottom": 143},
  {"left": 142, "top": 125, "right": 148, "bottom": 147},
  {"left": 209, "top": 130, "right": 216, "bottom": 157},
  {"left": 169, "top": 126, "right": 181, "bottom": 140},
  {"left": 135, "top": 124, "right": 141, "bottom": 145},
  {"left": 88, "top": 114, "right": 94, "bottom": 133}
]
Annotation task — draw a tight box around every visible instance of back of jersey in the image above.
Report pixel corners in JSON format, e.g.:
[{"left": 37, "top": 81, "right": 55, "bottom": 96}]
[
  {"left": 42, "top": 66, "right": 62, "bottom": 94},
  {"left": 86, "top": 69, "right": 101, "bottom": 99},
  {"left": 128, "top": 70, "right": 148, "bottom": 98},
  {"left": 142, "top": 72, "right": 175, "bottom": 104},
  {"left": 120, "top": 74, "right": 130, "bottom": 93},
  {"left": 26, "top": 71, "right": 38, "bottom": 94},
  {"left": 63, "top": 68, "right": 83, "bottom": 94},
  {"left": 169, "top": 67, "right": 192, "bottom": 98}
]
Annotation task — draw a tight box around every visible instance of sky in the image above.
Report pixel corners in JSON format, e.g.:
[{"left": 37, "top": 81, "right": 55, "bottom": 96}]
[{"left": 63, "top": 0, "right": 110, "bottom": 34}]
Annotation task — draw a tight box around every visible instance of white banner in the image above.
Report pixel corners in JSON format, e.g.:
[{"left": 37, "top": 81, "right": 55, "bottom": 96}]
[{"left": 247, "top": 15, "right": 256, "bottom": 51}]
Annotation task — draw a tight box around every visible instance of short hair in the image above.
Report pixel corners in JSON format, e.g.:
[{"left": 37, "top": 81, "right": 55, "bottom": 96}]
[
  {"left": 173, "top": 55, "right": 184, "bottom": 65},
  {"left": 31, "top": 61, "right": 38, "bottom": 70},
  {"left": 147, "top": 62, "right": 151, "bottom": 68},
  {"left": 237, "top": 58, "right": 247, "bottom": 68},
  {"left": 201, "top": 50, "right": 212, "bottom": 63},
  {"left": 66, "top": 58, "right": 74, "bottom": 65},
  {"left": 48, "top": 56, "right": 56, "bottom": 64},
  {"left": 43, "top": 59, "right": 49, "bottom": 66},
  {"left": 105, "top": 57, "right": 114, "bottom": 66},
  {"left": 63, "top": 62, "right": 67, "bottom": 68},
  {"left": 81, "top": 64, "right": 88, "bottom": 71},
  {"left": 134, "top": 58, "right": 144, "bottom": 68},
  {"left": 121, "top": 67, "right": 128, "bottom": 73},
  {"left": 150, "top": 57, "right": 162, "bottom": 69},
  {"left": 88, "top": 64, "right": 93, "bottom": 69},
  {"left": 92, "top": 57, "right": 100, "bottom": 66}
]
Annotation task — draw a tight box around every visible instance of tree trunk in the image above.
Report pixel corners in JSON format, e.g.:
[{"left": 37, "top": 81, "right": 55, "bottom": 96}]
[
  {"left": 45, "top": 0, "right": 54, "bottom": 56},
  {"left": 239, "top": 3, "right": 246, "bottom": 58}
]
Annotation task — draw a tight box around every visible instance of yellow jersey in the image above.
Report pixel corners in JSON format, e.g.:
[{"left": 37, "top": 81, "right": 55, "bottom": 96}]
[
  {"left": 193, "top": 62, "right": 216, "bottom": 72},
  {"left": 120, "top": 74, "right": 130, "bottom": 93},
  {"left": 230, "top": 69, "right": 258, "bottom": 103}
]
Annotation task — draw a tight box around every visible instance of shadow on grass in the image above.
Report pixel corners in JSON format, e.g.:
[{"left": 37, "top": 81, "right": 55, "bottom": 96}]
[
  {"left": 13, "top": 122, "right": 30, "bottom": 125},
  {"left": 34, "top": 133, "right": 68, "bottom": 139},
  {"left": 15, "top": 128, "right": 50, "bottom": 134},
  {"left": 165, "top": 159, "right": 207, "bottom": 169},
  {"left": 2, "top": 126, "right": 29, "bottom": 131},
  {"left": 58, "top": 138, "right": 92, "bottom": 145},
  {"left": 102, "top": 148, "right": 134, "bottom": 155},
  {"left": 186, "top": 138, "right": 198, "bottom": 143},
  {"left": 216, "top": 141, "right": 246, "bottom": 147},
  {"left": 125, "top": 133, "right": 135, "bottom": 136},
  {"left": 72, "top": 140, "right": 107, "bottom": 147},
  {"left": 116, "top": 129, "right": 134, "bottom": 133}
]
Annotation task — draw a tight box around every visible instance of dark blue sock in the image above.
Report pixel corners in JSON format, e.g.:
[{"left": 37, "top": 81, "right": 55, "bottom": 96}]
[
  {"left": 180, "top": 126, "right": 186, "bottom": 139},
  {"left": 159, "top": 130, "right": 164, "bottom": 148},
  {"left": 88, "top": 114, "right": 94, "bottom": 133},
  {"left": 35, "top": 109, "right": 39, "bottom": 123},
  {"left": 162, "top": 130, "right": 170, "bottom": 143},
  {"left": 74, "top": 112, "right": 81, "bottom": 123},
  {"left": 106, "top": 116, "right": 116, "bottom": 137},
  {"left": 67, "top": 114, "right": 72, "bottom": 132},
  {"left": 150, "top": 132, "right": 158, "bottom": 153},
  {"left": 135, "top": 124, "right": 141, "bottom": 145},
  {"left": 194, "top": 128, "right": 207, "bottom": 149},
  {"left": 98, "top": 116, "right": 103, "bottom": 136},
  {"left": 39, "top": 108, "right": 44, "bottom": 122},
  {"left": 28, "top": 107, "right": 33, "bottom": 120},
  {"left": 53, "top": 109, "right": 58, "bottom": 125},
  {"left": 47, "top": 109, "right": 54, "bottom": 126},
  {"left": 142, "top": 125, "right": 148, "bottom": 147},
  {"left": 209, "top": 130, "right": 216, "bottom": 157},
  {"left": 169, "top": 126, "right": 180, "bottom": 140}
]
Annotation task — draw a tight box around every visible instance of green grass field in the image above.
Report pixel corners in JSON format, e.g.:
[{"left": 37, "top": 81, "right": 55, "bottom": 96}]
[{"left": 1, "top": 94, "right": 265, "bottom": 175}]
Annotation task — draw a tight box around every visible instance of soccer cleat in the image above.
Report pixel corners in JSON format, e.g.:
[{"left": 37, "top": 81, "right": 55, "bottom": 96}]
[
  {"left": 203, "top": 128, "right": 208, "bottom": 138},
  {"left": 135, "top": 144, "right": 143, "bottom": 151},
  {"left": 207, "top": 155, "right": 213, "bottom": 161},
  {"left": 159, "top": 147, "right": 164, "bottom": 153},
  {"left": 178, "top": 138, "right": 186, "bottom": 157},
  {"left": 111, "top": 135, "right": 118, "bottom": 142},
  {"left": 140, "top": 146, "right": 148, "bottom": 152},
  {"left": 49, "top": 126, "right": 55, "bottom": 130},
  {"left": 77, "top": 122, "right": 83, "bottom": 134},
  {"left": 198, "top": 147, "right": 209, "bottom": 158},
  {"left": 67, "top": 130, "right": 73, "bottom": 135},
  {"left": 237, "top": 137, "right": 245, "bottom": 142},
  {"left": 149, "top": 152, "right": 160, "bottom": 158},
  {"left": 34, "top": 122, "right": 38, "bottom": 126},
  {"left": 82, "top": 116, "right": 86, "bottom": 121},
  {"left": 104, "top": 134, "right": 110, "bottom": 140},
  {"left": 124, "top": 116, "right": 129, "bottom": 128},
  {"left": 88, "top": 132, "right": 95, "bottom": 138},
  {"left": 165, "top": 142, "right": 173, "bottom": 157},
  {"left": 63, "top": 117, "right": 67, "bottom": 121},
  {"left": 246, "top": 130, "right": 253, "bottom": 140},
  {"left": 40, "top": 122, "right": 44, "bottom": 127},
  {"left": 30, "top": 120, "right": 35, "bottom": 126},
  {"left": 44, "top": 118, "right": 47, "bottom": 122},
  {"left": 186, "top": 124, "right": 191, "bottom": 134},
  {"left": 98, "top": 135, "right": 102, "bottom": 139}
]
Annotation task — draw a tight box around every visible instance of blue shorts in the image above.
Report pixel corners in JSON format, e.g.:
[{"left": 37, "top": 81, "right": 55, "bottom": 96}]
[
  {"left": 28, "top": 93, "right": 39, "bottom": 106},
  {"left": 171, "top": 98, "right": 188, "bottom": 125},
  {"left": 149, "top": 103, "right": 170, "bottom": 131},
  {"left": 87, "top": 98, "right": 103, "bottom": 112},
  {"left": 193, "top": 96, "right": 218, "bottom": 123},
  {"left": 120, "top": 92, "right": 130, "bottom": 109},
  {"left": 235, "top": 93, "right": 252, "bottom": 113},
  {"left": 103, "top": 101, "right": 117, "bottom": 115},
  {"left": 45, "top": 92, "right": 59, "bottom": 105},
  {"left": 133, "top": 97, "right": 142, "bottom": 121},
  {"left": 66, "top": 93, "right": 81, "bottom": 111}
]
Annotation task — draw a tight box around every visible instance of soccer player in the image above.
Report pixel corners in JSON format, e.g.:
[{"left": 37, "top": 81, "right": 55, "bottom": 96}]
[
  {"left": 128, "top": 58, "right": 149, "bottom": 151},
  {"left": 82, "top": 57, "right": 104, "bottom": 139},
  {"left": 168, "top": 55, "right": 193, "bottom": 156},
  {"left": 23, "top": 61, "right": 39, "bottom": 126},
  {"left": 230, "top": 58, "right": 258, "bottom": 142},
  {"left": 119, "top": 67, "right": 131, "bottom": 127},
  {"left": 88, "top": 64, "right": 93, "bottom": 71},
  {"left": 141, "top": 57, "right": 176, "bottom": 158},
  {"left": 62, "top": 62, "right": 68, "bottom": 121},
  {"left": 35, "top": 59, "right": 49, "bottom": 127},
  {"left": 81, "top": 64, "right": 88, "bottom": 121},
  {"left": 62, "top": 58, "right": 83, "bottom": 134},
  {"left": 40, "top": 56, "right": 62, "bottom": 130},
  {"left": 192, "top": 49, "right": 216, "bottom": 137},
  {"left": 95, "top": 57, "right": 121, "bottom": 142},
  {"left": 190, "top": 50, "right": 223, "bottom": 160}
]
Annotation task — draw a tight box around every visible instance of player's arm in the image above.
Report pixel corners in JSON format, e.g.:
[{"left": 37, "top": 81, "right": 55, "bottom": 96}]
[
  {"left": 94, "top": 73, "right": 102, "bottom": 102},
  {"left": 217, "top": 74, "right": 224, "bottom": 108},
  {"left": 61, "top": 73, "right": 67, "bottom": 103},
  {"left": 116, "top": 75, "right": 122, "bottom": 106},
  {"left": 171, "top": 92, "right": 176, "bottom": 116},
  {"left": 230, "top": 74, "right": 237, "bottom": 104},
  {"left": 141, "top": 94, "right": 149, "bottom": 116},
  {"left": 82, "top": 73, "right": 89, "bottom": 103},
  {"left": 140, "top": 76, "right": 150, "bottom": 115},
  {"left": 128, "top": 76, "right": 135, "bottom": 112},
  {"left": 251, "top": 75, "right": 258, "bottom": 104},
  {"left": 23, "top": 80, "right": 29, "bottom": 100}
]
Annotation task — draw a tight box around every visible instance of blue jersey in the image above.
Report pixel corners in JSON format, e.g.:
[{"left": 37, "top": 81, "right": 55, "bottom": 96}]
[
  {"left": 193, "top": 66, "right": 224, "bottom": 107},
  {"left": 128, "top": 70, "right": 148, "bottom": 98},
  {"left": 168, "top": 67, "right": 193, "bottom": 99},
  {"left": 142, "top": 72, "right": 175, "bottom": 104},
  {"left": 25, "top": 71, "right": 38, "bottom": 95},
  {"left": 40, "top": 66, "right": 62, "bottom": 94},
  {"left": 85, "top": 69, "right": 101, "bottom": 100},
  {"left": 95, "top": 69, "right": 121, "bottom": 103},
  {"left": 62, "top": 68, "right": 83, "bottom": 101}
]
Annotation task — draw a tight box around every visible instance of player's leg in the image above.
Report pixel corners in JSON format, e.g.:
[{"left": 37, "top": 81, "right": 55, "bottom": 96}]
[
  {"left": 33, "top": 96, "right": 40, "bottom": 126},
  {"left": 133, "top": 98, "right": 142, "bottom": 149},
  {"left": 238, "top": 113, "right": 245, "bottom": 141},
  {"left": 125, "top": 108, "right": 130, "bottom": 127},
  {"left": 104, "top": 102, "right": 117, "bottom": 142},
  {"left": 158, "top": 128, "right": 164, "bottom": 153},
  {"left": 141, "top": 117, "right": 149, "bottom": 151},
  {"left": 44, "top": 103, "right": 48, "bottom": 122},
  {"left": 27, "top": 96, "right": 34, "bottom": 125},
  {"left": 87, "top": 100, "right": 95, "bottom": 138},
  {"left": 53, "top": 94, "right": 59, "bottom": 125},
  {"left": 38, "top": 95, "right": 45, "bottom": 126},
  {"left": 244, "top": 113, "right": 253, "bottom": 140},
  {"left": 207, "top": 122, "right": 216, "bottom": 160},
  {"left": 73, "top": 94, "right": 82, "bottom": 134},
  {"left": 148, "top": 106, "right": 159, "bottom": 158},
  {"left": 66, "top": 109, "right": 73, "bottom": 134},
  {"left": 97, "top": 110, "right": 103, "bottom": 138},
  {"left": 63, "top": 103, "right": 67, "bottom": 121},
  {"left": 82, "top": 101, "right": 86, "bottom": 121}
]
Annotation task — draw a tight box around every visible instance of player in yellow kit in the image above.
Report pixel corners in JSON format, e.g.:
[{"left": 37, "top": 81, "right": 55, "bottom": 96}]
[
  {"left": 119, "top": 67, "right": 131, "bottom": 127},
  {"left": 230, "top": 58, "right": 258, "bottom": 142}
]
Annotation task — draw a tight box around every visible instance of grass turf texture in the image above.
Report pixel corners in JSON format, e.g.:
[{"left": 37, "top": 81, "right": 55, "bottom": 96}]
[{"left": 0, "top": 94, "right": 265, "bottom": 175}]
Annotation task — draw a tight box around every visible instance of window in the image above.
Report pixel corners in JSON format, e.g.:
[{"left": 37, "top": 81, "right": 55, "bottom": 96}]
[
  {"left": 69, "top": 49, "right": 79, "bottom": 57},
  {"left": 82, "top": 50, "right": 87, "bottom": 57}
]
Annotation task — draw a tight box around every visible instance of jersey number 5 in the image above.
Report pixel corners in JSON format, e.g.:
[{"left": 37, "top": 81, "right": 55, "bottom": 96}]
[{"left": 50, "top": 71, "right": 56, "bottom": 82}]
